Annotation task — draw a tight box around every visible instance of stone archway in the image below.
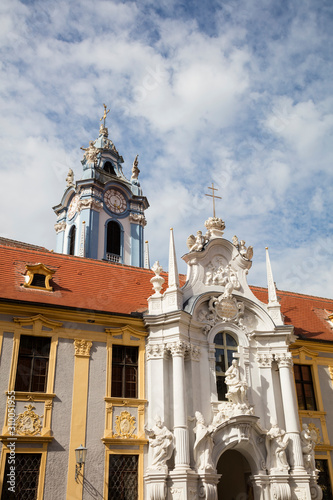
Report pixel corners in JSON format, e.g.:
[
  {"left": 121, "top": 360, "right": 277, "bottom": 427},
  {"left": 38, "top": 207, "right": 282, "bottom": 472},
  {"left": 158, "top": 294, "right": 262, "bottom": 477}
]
[{"left": 217, "top": 449, "right": 254, "bottom": 500}]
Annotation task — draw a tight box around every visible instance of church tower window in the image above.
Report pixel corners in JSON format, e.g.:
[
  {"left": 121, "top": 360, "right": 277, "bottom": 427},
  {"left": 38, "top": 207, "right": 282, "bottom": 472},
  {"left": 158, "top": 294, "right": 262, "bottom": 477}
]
[
  {"left": 106, "top": 221, "right": 121, "bottom": 262},
  {"left": 214, "top": 332, "right": 238, "bottom": 401},
  {"left": 103, "top": 161, "right": 115, "bottom": 175},
  {"left": 69, "top": 225, "right": 76, "bottom": 255}
]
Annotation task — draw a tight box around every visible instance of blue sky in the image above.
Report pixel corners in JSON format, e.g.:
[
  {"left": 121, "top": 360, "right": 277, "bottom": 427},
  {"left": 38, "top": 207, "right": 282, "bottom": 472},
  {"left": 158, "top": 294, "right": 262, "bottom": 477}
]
[{"left": 1, "top": 0, "right": 332, "bottom": 298}]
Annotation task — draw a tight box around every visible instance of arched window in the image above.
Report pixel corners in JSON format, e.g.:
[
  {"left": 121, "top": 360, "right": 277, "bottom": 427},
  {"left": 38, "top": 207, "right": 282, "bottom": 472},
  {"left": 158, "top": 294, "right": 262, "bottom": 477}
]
[
  {"left": 214, "top": 332, "right": 238, "bottom": 400},
  {"left": 69, "top": 225, "right": 76, "bottom": 255},
  {"left": 103, "top": 161, "right": 116, "bottom": 175},
  {"left": 106, "top": 221, "right": 121, "bottom": 262}
]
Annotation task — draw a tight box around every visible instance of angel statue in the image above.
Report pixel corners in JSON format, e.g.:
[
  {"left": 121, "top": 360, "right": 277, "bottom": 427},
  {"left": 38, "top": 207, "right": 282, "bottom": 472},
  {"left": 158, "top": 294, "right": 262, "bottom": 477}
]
[
  {"left": 232, "top": 236, "right": 253, "bottom": 261},
  {"left": 131, "top": 154, "right": 140, "bottom": 181},
  {"left": 66, "top": 168, "right": 75, "bottom": 188},
  {"left": 187, "top": 231, "right": 206, "bottom": 252},
  {"left": 145, "top": 416, "right": 174, "bottom": 470}
]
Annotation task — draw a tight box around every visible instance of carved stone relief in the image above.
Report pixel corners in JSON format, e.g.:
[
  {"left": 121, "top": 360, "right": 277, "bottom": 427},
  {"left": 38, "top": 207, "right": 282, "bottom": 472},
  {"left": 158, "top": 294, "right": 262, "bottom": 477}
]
[
  {"left": 15, "top": 404, "right": 43, "bottom": 436},
  {"left": 197, "top": 294, "right": 245, "bottom": 334},
  {"left": 114, "top": 410, "right": 136, "bottom": 438},
  {"left": 74, "top": 339, "right": 92, "bottom": 357}
]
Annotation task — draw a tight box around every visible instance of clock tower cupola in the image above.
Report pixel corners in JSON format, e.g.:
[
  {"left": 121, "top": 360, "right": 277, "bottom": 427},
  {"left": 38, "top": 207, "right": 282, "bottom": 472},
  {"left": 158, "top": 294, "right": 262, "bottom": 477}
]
[{"left": 53, "top": 105, "right": 149, "bottom": 267}]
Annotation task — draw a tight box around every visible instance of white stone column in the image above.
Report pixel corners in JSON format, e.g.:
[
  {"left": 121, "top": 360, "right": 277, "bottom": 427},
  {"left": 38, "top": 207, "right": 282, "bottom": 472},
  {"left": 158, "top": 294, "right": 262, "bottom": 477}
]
[
  {"left": 168, "top": 341, "right": 190, "bottom": 469},
  {"left": 275, "top": 353, "right": 304, "bottom": 472}
]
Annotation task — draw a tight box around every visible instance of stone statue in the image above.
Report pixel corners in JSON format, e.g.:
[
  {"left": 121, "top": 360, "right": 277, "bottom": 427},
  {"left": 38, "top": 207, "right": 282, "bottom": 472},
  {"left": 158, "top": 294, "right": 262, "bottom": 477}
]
[
  {"left": 80, "top": 141, "right": 101, "bottom": 165},
  {"left": 187, "top": 230, "right": 206, "bottom": 252},
  {"left": 301, "top": 424, "right": 317, "bottom": 472},
  {"left": 193, "top": 411, "right": 215, "bottom": 472},
  {"left": 225, "top": 359, "right": 247, "bottom": 405},
  {"left": 131, "top": 154, "right": 140, "bottom": 181},
  {"left": 66, "top": 168, "right": 74, "bottom": 187},
  {"left": 266, "top": 423, "right": 290, "bottom": 472},
  {"left": 145, "top": 416, "right": 174, "bottom": 470}
]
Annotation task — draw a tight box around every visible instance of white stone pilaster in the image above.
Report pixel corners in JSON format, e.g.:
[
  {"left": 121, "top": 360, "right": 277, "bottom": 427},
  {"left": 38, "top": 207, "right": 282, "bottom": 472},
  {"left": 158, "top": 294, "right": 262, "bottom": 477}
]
[{"left": 168, "top": 341, "right": 190, "bottom": 470}]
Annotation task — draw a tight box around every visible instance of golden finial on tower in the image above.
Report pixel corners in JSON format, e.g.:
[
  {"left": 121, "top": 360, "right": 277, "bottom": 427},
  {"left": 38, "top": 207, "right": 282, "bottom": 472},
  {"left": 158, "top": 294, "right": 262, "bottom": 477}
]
[{"left": 100, "top": 104, "right": 110, "bottom": 127}]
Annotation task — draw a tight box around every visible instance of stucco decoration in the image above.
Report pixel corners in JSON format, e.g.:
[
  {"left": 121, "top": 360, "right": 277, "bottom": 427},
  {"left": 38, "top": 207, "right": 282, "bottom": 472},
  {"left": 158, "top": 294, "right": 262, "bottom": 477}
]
[
  {"left": 77, "top": 197, "right": 103, "bottom": 213},
  {"left": 204, "top": 263, "right": 240, "bottom": 293},
  {"left": 301, "top": 423, "right": 318, "bottom": 473},
  {"left": 146, "top": 343, "right": 169, "bottom": 360},
  {"left": 197, "top": 294, "right": 245, "bottom": 334},
  {"left": 74, "top": 339, "right": 92, "bottom": 357},
  {"left": 54, "top": 221, "right": 66, "bottom": 233},
  {"left": 232, "top": 235, "right": 253, "bottom": 261},
  {"left": 204, "top": 216, "right": 225, "bottom": 238},
  {"left": 193, "top": 412, "right": 215, "bottom": 472},
  {"left": 266, "top": 423, "right": 290, "bottom": 472},
  {"left": 129, "top": 213, "right": 147, "bottom": 226},
  {"left": 150, "top": 261, "right": 165, "bottom": 296},
  {"left": 114, "top": 410, "right": 136, "bottom": 438},
  {"left": 15, "top": 404, "right": 43, "bottom": 436},
  {"left": 145, "top": 416, "right": 174, "bottom": 471}
]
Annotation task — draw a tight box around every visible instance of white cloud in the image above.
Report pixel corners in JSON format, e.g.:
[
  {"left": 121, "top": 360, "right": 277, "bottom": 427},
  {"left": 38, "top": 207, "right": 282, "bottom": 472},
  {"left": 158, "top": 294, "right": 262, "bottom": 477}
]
[{"left": 0, "top": 0, "right": 332, "bottom": 299}]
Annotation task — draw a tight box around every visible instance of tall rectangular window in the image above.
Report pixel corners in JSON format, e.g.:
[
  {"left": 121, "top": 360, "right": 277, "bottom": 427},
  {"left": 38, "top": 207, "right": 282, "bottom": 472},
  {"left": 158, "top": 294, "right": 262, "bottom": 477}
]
[
  {"left": 293, "top": 364, "right": 317, "bottom": 411},
  {"left": 15, "top": 335, "right": 51, "bottom": 393},
  {"left": 316, "top": 459, "right": 333, "bottom": 500},
  {"left": 108, "top": 454, "right": 138, "bottom": 500},
  {"left": 2, "top": 453, "right": 41, "bottom": 499},
  {"left": 111, "top": 346, "right": 138, "bottom": 398}
]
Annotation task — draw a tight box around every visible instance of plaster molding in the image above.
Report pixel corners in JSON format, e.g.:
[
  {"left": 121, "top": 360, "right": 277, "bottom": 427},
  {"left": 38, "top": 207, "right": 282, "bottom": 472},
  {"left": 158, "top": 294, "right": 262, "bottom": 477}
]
[
  {"left": 275, "top": 352, "right": 293, "bottom": 368},
  {"left": 197, "top": 294, "right": 245, "bottom": 334},
  {"left": 146, "top": 343, "right": 169, "bottom": 360},
  {"left": 15, "top": 404, "right": 43, "bottom": 436},
  {"left": 77, "top": 197, "right": 103, "bottom": 213},
  {"left": 167, "top": 340, "right": 190, "bottom": 357},
  {"left": 256, "top": 352, "right": 274, "bottom": 368},
  {"left": 74, "top": 339, "right": 92, "bottom": 357},
  {"left": 54, "top": 221, "right": 66, "bottom": 233},
  {"left": 129, "top": 212, "right": 147, "bottom": 226},
  {"left": 114, "top": 410, "right": 137, "bottom": 439}
]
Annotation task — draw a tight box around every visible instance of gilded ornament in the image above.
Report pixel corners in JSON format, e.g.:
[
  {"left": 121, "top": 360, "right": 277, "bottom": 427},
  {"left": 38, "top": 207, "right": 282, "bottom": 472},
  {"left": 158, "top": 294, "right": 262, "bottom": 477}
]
[
  {"left": 114, "top": 410, "right": 137, "bottom": 438},
  {"left": 15, "top": 404, "right": 43, "bottom": 436},
  {"left": 74, "top": 339, "right": 92, "bottom": 357}
]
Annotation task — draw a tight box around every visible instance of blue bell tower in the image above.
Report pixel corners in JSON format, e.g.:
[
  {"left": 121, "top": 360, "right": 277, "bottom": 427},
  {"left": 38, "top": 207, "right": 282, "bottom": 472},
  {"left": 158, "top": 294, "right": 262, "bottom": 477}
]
[{"left": 53, "top": 105, "right": 149, "bottom": 267}]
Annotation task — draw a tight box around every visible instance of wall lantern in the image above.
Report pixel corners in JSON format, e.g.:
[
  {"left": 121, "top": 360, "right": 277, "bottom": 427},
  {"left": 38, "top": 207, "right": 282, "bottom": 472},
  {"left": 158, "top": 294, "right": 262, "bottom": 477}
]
[{"left": 75, "top": 444, "right": 87, "bottom": 482}]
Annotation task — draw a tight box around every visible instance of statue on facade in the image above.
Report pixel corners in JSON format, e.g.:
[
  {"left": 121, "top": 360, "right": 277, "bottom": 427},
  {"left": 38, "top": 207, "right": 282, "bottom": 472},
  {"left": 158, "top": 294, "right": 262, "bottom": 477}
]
[
  {"left": 80, "top": 141, "right": 101, "bottom": 165},
  {"left": 131, "top": 154, "right": 140, "bottom": 182},
  {"left": 266, "top": 423, "right": 290, "bottom": 472},
  {"left": 225, "top": 359, "right": 247, "bottom": 405},
  {"left": 187, "top": 230, "right": 206, "bottom": 252},
  {"left": 301, "top": 424, "right": 317, "bottom": 473},
  {"left": 232, "top": 235, "right": 253, "bottom": 261},
  {"left": 66, "top": 168, "right": 75, "bottom": 187},
  {"left": 193, "top": 411, "right": 215, "bottom": 472},
  {"left": 145, "top": 416, "right": 174, "bottom": 470}
]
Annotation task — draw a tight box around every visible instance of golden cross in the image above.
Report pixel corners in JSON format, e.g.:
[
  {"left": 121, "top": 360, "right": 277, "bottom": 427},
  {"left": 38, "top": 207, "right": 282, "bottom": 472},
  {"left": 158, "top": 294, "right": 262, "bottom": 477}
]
[
  {"left": 205, "top": 182, "right": 221, "bottom": 218},
  {"left": 100, "top": 104, "right": 110, "bottom": 127}
]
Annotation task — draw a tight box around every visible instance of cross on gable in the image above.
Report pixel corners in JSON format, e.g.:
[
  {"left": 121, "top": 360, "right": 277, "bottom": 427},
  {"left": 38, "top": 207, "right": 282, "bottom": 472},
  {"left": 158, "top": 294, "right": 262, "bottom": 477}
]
[{"left": 205, "top": 182, "right": 221, "bottom": 218}]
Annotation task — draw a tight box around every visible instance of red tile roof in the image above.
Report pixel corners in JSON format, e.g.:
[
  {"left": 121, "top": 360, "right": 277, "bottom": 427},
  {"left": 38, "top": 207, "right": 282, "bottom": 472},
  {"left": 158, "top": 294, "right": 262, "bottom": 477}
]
[
  {"left": 0, "top": 239, "right": 333, "bottom": 341},
  {"left": 251, "top": 286, "right": 333, "bottom": 342}
]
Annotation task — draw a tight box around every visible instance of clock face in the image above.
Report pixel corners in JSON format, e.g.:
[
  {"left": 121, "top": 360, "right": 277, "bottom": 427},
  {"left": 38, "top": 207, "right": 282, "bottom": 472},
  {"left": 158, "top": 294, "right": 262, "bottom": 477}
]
[
  {"left": 104, "top": 188, "right": 127, "bottom": 214},
  {"left": 67, "top": 194, "right": 80, "bottom": 220}
]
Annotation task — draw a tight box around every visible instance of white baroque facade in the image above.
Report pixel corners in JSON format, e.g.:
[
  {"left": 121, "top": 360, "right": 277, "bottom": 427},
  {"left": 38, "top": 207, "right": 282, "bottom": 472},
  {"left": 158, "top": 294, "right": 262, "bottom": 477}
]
[{"left": 143, "top": 220, "right": 322, "bottom": 500}]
